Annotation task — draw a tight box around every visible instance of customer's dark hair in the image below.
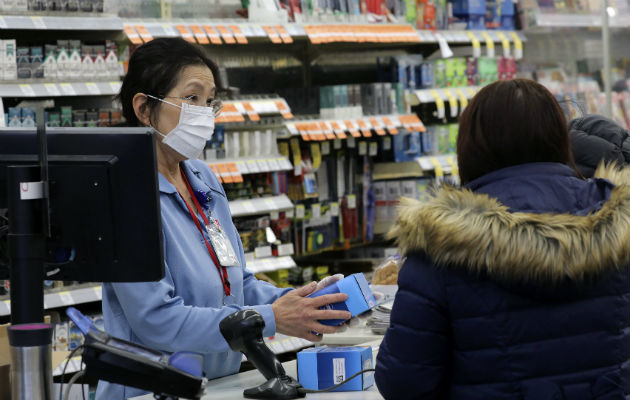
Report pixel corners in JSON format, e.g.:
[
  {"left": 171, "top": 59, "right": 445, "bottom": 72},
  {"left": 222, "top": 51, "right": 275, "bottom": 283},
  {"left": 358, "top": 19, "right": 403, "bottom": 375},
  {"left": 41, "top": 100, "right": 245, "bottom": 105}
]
[
  {"left": 457, "top": 79, "right": 580, "bottom": 184},
  {"left": 118, "top": 37, "right": 222, "bottom": 127}
]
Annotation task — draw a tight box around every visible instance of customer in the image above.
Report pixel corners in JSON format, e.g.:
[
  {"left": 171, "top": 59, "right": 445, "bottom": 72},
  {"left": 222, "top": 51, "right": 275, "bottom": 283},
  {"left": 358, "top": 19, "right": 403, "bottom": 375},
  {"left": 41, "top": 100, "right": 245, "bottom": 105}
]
[
  {"left": 569, "top": 114, "right": 630, "bottom": 178},
  {"left": 376, "top": 79, "right": 630, "bottom": 400},
  {"left": 97, "top": 38, "right": 351, "bottom": 399}
]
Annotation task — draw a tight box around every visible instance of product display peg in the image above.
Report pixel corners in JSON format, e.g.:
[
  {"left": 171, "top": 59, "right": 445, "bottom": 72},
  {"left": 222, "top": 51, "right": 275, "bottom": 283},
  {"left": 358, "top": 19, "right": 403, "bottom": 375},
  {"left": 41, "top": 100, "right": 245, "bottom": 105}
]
[{"left": 219, "top": 310, "right": 306, "bottom": 399}]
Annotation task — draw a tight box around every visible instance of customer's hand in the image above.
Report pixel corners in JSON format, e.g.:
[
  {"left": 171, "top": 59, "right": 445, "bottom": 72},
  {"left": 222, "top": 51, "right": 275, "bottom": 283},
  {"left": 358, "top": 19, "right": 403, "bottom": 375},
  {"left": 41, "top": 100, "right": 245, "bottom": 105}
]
[{"left": 272, "top": 281, "right": 351, "bottom": 342}]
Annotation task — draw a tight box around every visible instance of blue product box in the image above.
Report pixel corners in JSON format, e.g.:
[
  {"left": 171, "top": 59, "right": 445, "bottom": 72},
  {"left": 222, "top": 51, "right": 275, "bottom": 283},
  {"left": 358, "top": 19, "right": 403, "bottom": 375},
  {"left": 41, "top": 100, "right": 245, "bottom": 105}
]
[
  {"left": 500, "top": 15, "right": 515, "bottom": 30},
  {"left": 466, "top": 14, "right": 486, "bottom": 30},
  {"left": 393, "top": 130, "right": 421, "bottom": 162},
  {"left": 8, "top": 108, "right": 22, "bottom": 127},
  {"left": 307, "top": 273, "right": 376, "bottom": 326},
  {"left": 21, "top": 107, "right": 36, "bottom": 127},
  {"left": 297, "top": 346, "right": 374, "bottom": 392},
  {"left": 453, "top": 0, "right": 485, "bottom": 15}
]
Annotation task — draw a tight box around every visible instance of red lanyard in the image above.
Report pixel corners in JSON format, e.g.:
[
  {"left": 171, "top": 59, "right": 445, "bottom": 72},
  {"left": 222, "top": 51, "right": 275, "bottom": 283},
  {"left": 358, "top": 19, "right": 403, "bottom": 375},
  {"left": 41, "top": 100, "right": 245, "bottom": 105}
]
[{"left": 178, "top": 169, "right": 231, "bottom": 297}]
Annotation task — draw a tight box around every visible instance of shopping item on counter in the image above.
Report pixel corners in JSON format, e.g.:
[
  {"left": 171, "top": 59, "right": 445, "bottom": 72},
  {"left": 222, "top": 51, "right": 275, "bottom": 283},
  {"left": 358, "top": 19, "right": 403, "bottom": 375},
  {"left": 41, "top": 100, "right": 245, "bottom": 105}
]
[{"left": 297, "top": 346, "right": 374, "bottom": 391}]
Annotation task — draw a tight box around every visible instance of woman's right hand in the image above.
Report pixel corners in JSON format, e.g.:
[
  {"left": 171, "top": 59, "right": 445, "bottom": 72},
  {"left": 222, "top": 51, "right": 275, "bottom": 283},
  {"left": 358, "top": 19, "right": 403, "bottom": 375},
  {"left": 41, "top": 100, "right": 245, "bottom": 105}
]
[{"left": 271, "top": 281, "right": 351, "bottom": 342}]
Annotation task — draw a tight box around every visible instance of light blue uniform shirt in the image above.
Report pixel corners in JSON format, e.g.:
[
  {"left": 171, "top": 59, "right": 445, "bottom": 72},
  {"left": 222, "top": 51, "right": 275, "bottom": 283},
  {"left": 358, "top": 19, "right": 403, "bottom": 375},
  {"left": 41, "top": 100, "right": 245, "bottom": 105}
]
[{"left": 96, "top": 160, "right": 292, "bottom": 399}]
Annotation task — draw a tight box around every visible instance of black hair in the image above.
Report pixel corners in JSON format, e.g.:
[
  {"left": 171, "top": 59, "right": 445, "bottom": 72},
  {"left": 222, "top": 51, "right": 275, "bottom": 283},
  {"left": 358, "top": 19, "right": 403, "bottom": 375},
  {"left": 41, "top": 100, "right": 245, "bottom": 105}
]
[
  {"left": 457, "top": 79, "right": 581, "bottom": 184},
  {"left": 118, "top": 37, "right": 222, "bottom": 127}
]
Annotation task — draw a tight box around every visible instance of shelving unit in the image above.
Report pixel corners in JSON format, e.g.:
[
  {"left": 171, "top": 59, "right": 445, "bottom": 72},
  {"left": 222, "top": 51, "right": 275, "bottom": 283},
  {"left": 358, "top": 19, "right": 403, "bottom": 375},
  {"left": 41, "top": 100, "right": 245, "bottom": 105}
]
[
  {"left": 0, "top": 284, "right": 102, "bottom": 317},
  {"left": 0, "top": 81, "right": 122, "bottom": 97},
  {"left": 0, "top": 15, "right": 123, "bottom": 30},
  {"left": 229, "top": 194, "right": 294, "bottom": 218},
  {"left": 416, "top": 154, "right": 458, "bottom": 174}
]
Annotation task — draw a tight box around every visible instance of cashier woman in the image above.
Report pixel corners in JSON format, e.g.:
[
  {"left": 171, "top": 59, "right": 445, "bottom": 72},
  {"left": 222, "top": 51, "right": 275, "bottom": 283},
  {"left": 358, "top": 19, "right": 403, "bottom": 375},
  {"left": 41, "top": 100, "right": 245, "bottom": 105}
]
[{"left": 96, "top": 38, "right": 351, "bottom": 399}]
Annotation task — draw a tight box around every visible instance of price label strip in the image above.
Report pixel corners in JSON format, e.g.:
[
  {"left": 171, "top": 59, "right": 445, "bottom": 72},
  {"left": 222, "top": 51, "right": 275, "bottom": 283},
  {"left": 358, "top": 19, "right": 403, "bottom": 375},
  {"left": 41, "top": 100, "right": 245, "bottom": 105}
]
[
  {"left": 175, "top": 25, "right": 196, "bottom": 43},
  {"left": 344, "top": 120, "right": 361, "bottom": 138},
  {"left": 124, "top": 25, "right": 143, "bottom": 45},
  {"left": 381, "top": 117, "right": 398, "bottom": 134},
  {"left": 274, "top": 25, "right": 293, "bottom": 44},
  {"left": 480, "top": 31, "right": 495, "bottom": 58},
  {"left": 356, "top": 119, "right": 372, "bottom": 137},
  {"left": 215, "top": 25, "right": 236, "bottom": 44},
  {"left": 31, "top": 16, "right": 46, "bottom": 29},
  {"left": 19, "top": 84, "right": 36, "bottom": 97},
  {"left": 203, "top": 25, "right": 223, "bottom": 44},
  {"left": 189, "top": 25, "right": 210, "bottom": 44},
  {"left": 228, "top": 25, "right": 248, "bottom": 44},
  {"left": 497, "top": 32, "right": 511, "bottom": 58},
  {"left": 466, "top": 31, "right": 481, "bottom": 58},
  {"left": 135, "top": 25, "right": 154, "bottom": 43},
  {"left": 510, "top": 32, "right": 523, "bottom": 60},
  {"left": 242, "top": 102, "right": 260, "bottom": 121},
  {"left": 85, "top": 82, "right": 101, "bottom": 95},
  {"left": 263, "top": 26, "right": 283, "bottom": 44},
  {"left": 429, "top": 90, "right": 446, "bottom": 120},
  {"left": 274, "top": 100, "right": 293, "bottom": 119},
  {"left": 455, "top": 89, "right": 469, "bottom": 112},
  {"left": 44, "top": 83, "right": 61, "bottom": 96},
  {"left": 443, "top": 89, "right": 458, "bottom": 118}
]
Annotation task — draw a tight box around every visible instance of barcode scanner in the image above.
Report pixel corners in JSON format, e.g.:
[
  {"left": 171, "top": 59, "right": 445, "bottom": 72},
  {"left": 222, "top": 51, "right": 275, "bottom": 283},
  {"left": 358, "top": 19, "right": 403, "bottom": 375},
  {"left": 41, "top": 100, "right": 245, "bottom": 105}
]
[{"left": 219, "top": 310, "right": 306, "bottom": 399}]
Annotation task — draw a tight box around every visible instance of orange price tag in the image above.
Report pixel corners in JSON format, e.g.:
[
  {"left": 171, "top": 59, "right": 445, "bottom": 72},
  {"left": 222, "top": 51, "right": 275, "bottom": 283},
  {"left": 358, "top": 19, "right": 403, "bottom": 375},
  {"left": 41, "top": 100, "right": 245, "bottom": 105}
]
[
  {"left": 356, "top": 119, "right": 372, "bottom": 137},
  {"left": 203, "top": 25, "right": 223, "bottom": 44},
  {"left": 368, "top": 117, "right": 386, "bottom": 136},
  {"left": 134, "top": 25, "right": 153, "bottom": 42},
  {"left": 296, "top": 123, "right": 310, "bottom": 141},
  {"left": 275, "top": 100, "right": 293, "bottom": 119},
  {"left": 216, "top": 164, "right": 233, "bottom": 183},
  {"left": 189, "top": 25, "right": 209, "bottom": 44},
  {"left": 242, "top": 102, "right": 260, "bottom": 121},
  {"left": 227, "top": 163, "right": 243, "bottom": 183},
  {"left": 274, "top": 25, "right": 293, "bottom": 44},
  {"left": 381, "top": 117, "right": 399, "bottom": 134},
  {"left": 329, "top": 121, "right": 348, "bottom": 139},
  {"left": 215, "top": 25, "right": 236, "bottom": 44},
  {"left": 228, "top": 25, "right": 248, "bottom": 44},
  {"left": 319, "top": 122, "right": 336, "bottom": 140},
  {"left": 263, "top": 26, "right": 282, "bottom": 44},
  {"left": 175, "top": 25, "right": 196, "bottom": 43},
  {"left": 344, "top": 120, "right": 361, "bottom": 138},
  {"left": 208, "top": 164, "right": 223, "bottom": 183},
  {"left": 124, "top": 25, "right": 142, "bottom": 45}
]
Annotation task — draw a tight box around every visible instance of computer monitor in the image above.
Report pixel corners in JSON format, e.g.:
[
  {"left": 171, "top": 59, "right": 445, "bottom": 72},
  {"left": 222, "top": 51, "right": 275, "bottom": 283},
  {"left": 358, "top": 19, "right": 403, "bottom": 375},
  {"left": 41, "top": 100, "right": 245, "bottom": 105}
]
[{"left": 0, "top": 127, "right": 164, "bottom": 283}]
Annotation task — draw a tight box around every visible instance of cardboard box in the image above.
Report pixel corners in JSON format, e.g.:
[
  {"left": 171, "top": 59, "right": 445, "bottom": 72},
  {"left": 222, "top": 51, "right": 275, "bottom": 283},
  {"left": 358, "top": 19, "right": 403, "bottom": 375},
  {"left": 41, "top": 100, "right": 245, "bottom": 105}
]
[
  {"left": 307, "top": 273, "right": 376, "bottom": 326},
  {"left": 297, "top": 346, "right": 374, "bottom": 391}
]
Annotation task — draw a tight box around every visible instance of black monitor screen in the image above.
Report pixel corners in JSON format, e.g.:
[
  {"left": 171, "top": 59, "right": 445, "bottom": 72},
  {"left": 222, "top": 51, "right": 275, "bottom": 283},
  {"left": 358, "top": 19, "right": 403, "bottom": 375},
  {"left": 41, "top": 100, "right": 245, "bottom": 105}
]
[{"left": 0, "top": 127, "right": 164, "bottom": 283}]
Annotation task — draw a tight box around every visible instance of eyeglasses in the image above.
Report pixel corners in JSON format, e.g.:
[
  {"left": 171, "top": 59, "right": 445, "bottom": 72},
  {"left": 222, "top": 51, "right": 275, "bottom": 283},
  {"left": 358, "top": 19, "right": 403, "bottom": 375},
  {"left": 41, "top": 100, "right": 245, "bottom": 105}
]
[{"left": 161, "top": 95, "right": 223, "bottom": 117}]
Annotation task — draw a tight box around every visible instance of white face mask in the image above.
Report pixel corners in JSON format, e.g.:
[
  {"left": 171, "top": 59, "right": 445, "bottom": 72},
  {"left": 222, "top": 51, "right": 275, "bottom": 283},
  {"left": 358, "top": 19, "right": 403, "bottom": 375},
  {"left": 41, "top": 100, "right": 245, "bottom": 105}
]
[{"left": 147, "top": 94, "right": 215, "bottom": 160}]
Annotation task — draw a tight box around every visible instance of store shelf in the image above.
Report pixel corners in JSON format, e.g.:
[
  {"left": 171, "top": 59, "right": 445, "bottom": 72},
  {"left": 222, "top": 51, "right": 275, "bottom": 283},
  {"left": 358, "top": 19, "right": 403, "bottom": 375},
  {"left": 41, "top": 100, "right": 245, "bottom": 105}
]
[
  {"left": 0, "top": 81, "right": 122, "bottom": 97},
  {"left": 416, "top": 154, "right": 457, "bottom": 174},
  {"left": 217, "top": 98, "right": 293, "bottom": 124},
  {"left": 248, "top": 256, "right": 296, "bottom": 274},
  {"left": 409, "top": 86, "right": 479, "bottom": 106},
  {"left": 123, "top": 20, "right": 526, "bottom": 46},
  {"left": 417, "top": 29, "right": 526, "bottom": 44},
  {"left": 229, "top": 194, "right": 294, "bottom": 217},
  {"left": 207, "top": 156, "right": 293, "bottom": 177},
  {"left": 0, "top": 284, "right": 102, "bottom": 317},
  {"left": 286, "top": 113, "right": 425, "bottom": 140},
  {"left": 533, "top": 12, "right": 630, "bottom": 29},
  {"left": 0, "top": 15, "right": 123, "bottom": 30}
]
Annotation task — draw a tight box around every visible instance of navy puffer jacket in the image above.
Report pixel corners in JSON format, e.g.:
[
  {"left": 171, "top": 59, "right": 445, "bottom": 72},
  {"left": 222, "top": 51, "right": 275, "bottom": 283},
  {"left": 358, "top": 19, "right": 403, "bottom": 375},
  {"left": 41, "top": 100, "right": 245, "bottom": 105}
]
[{"left": 376, "top": 162, "right": 630, "bottom": 400}]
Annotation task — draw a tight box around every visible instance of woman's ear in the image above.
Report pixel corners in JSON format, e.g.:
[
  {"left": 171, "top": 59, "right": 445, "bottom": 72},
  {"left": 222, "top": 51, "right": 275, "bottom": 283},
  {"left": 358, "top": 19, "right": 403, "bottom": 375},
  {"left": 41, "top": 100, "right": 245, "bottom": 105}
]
[{"left": 132, "top": 93, "right": 151, "bottom": 127}]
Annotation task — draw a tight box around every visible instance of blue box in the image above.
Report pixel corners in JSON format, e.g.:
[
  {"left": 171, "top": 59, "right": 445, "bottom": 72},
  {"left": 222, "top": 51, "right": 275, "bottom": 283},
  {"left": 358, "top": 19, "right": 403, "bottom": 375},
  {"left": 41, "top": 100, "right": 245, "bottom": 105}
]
[
  {"left": 393, "top": 130, "right": 421, "bottom": 162},
  {"left": 501, "top": 15, "right": 515, "bottom": 30},
  {"left": 297, "top": 346, "right": 374, "bottom": 392},
  {"left": 453, "top": 0, "right": 485, "bottom": 15},
  {"left": 466, "top": 14, "right": 486, "bottom": 30},
  {"left": 307, "top": 273, "right": 376, "bottom": 326}
]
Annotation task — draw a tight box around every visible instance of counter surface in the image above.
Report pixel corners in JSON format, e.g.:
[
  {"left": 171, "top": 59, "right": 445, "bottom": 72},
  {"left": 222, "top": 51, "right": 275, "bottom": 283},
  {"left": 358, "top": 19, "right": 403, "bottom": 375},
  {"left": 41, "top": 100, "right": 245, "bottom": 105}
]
[{"left": 132, "top": 338, "right": 384, "bottom": 400}]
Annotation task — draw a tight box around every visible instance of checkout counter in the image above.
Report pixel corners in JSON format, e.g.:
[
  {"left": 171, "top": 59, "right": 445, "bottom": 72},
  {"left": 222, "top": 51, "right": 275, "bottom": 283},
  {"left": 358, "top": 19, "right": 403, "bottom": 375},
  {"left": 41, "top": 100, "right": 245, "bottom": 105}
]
[{"left": 131, "top": 319, "right": 386, "bottom": 400}]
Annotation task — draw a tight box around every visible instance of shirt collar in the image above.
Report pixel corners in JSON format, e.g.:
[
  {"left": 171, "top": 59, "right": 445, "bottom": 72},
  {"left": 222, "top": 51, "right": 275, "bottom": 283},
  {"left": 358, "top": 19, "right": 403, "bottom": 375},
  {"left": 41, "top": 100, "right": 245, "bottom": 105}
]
[{"left": 158, "top": 161, "right": 213, "bottom": 208}]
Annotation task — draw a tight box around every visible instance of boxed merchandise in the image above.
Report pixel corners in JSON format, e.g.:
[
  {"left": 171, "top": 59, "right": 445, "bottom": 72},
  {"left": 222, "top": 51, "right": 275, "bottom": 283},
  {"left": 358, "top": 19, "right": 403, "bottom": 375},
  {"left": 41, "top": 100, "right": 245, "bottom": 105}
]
[
  {"left": 386, "top": 181, "right": 401, "bottom": 219},
  {"left": 85, "top": 110, "right": 99, "bottom": 127},
  {"left": 297, "top": 346, "right": 374, "bottom": 391},
  {"left": 61, "top": 106, "right": 73, "bottom": 127},
  {"left": 72, "top": 110, "right": 86, "bottom": 127},
  {"left": 21, "top": 107, "right": 35, "bottom": 127},
  {"left": 7, "top": 108, "right": 21, "bottom": 127},
  {"left": 307, "top": 273, "right": 376, "bottom": 326},
  {"left": 373, "top": 181, "right": 388, "bottom": 225},
  {"left": 30, "top": 46, "right": 44, "bottom": 78},
  {"left": 486, "top": 0, "right": 514, "bottom": 29},
  {"left": 393, "top": 129, "right": 421, "bottom": 162},
  {"left": 2, "top": 40, "right": 17, "bottom": 81},
  {"left": 16, "top": 46, "right": 30, "bottom": 79}
]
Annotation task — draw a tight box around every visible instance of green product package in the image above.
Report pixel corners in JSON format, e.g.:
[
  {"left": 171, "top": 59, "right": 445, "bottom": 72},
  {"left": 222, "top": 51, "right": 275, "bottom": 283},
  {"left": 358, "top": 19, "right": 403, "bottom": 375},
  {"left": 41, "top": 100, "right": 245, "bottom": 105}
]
[
  {"left": 456, "top": 58, "right": 468, "bottom": 86},
  {"left": 406, "top": 0, "right": 417, "bottom": 25},
  {"left": 437, "top": 125, "right": 450, "bottom": 154},
  {"left": 435, "top": 59, "right": 447, "bottom": 88},
  {"left": 445, "top": 58, "right": 457, "bottom": 87},
  {"left": 448, "top": 124, "right": 458, "bottom": 153}
]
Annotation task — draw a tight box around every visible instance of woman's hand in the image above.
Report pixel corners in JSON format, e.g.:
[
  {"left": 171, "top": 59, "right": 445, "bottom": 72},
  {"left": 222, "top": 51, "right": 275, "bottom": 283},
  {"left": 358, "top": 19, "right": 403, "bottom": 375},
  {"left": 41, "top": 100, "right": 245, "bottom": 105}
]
[{"left": 272, "top": 281, "right": 351, "bottom": 342}]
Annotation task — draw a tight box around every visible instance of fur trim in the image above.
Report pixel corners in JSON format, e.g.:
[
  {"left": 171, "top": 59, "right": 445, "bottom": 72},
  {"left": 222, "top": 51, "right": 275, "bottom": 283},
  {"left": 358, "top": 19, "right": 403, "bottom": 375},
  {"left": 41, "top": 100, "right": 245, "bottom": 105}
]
[{"left": 388, "top": 164, "right": 630, "bottom": 283}]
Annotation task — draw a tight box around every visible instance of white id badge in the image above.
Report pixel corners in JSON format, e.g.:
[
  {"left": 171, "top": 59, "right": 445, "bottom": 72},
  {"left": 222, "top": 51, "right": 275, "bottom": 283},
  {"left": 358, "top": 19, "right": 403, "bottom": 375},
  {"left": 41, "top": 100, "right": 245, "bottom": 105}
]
[{"left": 206, "top": 219, "right": 241, "bottom": 267}]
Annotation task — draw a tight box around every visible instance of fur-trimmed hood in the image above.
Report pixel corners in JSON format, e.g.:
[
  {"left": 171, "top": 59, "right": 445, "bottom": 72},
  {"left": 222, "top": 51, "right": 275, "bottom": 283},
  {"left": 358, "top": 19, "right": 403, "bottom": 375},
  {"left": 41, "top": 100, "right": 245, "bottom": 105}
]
[{"left": 388, "top": 164, "right": 630, "bottom": 284}]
